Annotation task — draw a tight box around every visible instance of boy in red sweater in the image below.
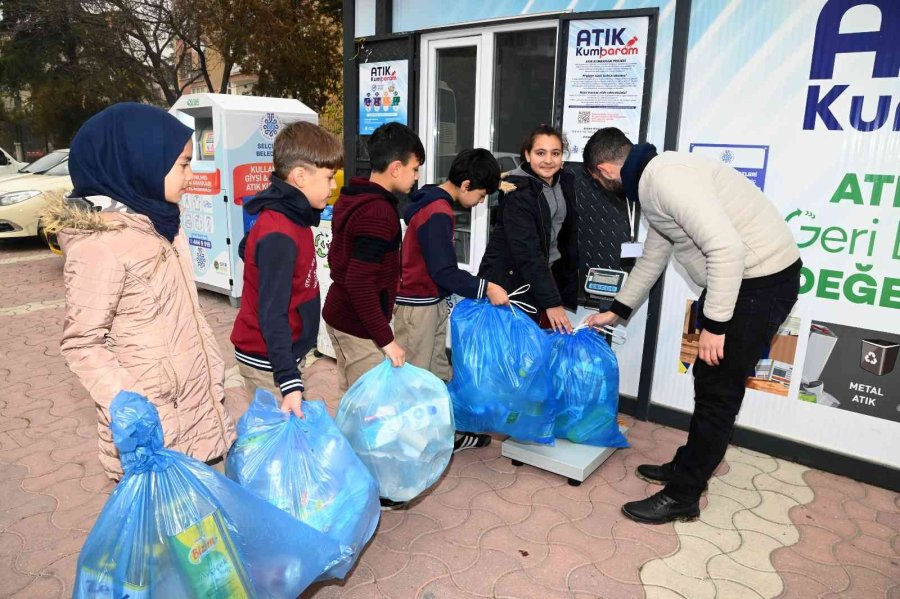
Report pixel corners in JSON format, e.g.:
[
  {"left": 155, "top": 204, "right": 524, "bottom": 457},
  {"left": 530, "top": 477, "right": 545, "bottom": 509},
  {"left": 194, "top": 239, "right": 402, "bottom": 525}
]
[
  {"left": 322, "top": 123, "right": 425, "bottom": 392},
  {"left": 231, "top": 121, "right": 342, "bottom": 419}
]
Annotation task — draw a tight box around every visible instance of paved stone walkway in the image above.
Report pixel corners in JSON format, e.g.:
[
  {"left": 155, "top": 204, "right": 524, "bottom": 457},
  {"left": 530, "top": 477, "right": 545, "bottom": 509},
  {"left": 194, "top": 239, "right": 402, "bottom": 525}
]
[{"left": 1, "top": 238, "right": 898, "bottom": 598}]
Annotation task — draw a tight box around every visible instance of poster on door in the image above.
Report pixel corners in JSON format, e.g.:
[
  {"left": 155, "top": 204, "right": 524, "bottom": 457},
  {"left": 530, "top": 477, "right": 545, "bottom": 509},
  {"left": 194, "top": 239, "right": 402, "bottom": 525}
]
[
  {"left": 359, "top": 60, "right": 408, "bottom": 134},
  {"left": 561, "top": 16, "right": 649, "bottom": 161}
]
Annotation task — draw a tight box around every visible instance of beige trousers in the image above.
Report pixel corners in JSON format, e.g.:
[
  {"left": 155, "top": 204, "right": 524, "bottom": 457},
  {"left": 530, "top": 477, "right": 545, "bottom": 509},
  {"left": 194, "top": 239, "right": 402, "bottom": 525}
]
[
  {"left": 393, "top": 302, "right": 452, "bottom": 382},
  {"left": 326, "top": 324, "right": 386, "bottom": 393}
]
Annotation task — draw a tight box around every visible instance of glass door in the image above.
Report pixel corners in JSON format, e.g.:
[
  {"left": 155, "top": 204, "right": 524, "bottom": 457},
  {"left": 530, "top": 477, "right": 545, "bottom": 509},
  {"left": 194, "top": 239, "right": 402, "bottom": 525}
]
[
  {"left": 420, "top": 22, "right": 557, "bottom": 273},
  {"left": 422, "top": 36, "right": 483, "bottom": 270}
]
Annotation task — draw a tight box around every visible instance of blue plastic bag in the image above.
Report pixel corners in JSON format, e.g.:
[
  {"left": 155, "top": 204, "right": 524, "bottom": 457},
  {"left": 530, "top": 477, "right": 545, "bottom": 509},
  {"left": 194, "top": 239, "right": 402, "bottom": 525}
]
[
  {"left": 548, "top": 328, "right": 629, "bottom": 448},
  {"left": 335, "top": 360, "right": 454, "bottom": 502},
  {"left": 226, "top": 390, "right": 379, "bottom": 579},
  {"left": 448, "top": 299, "right": 558, "bottom": 444},
  {"left": 74, "top": 391, "right": 345, "bottom": 599}
]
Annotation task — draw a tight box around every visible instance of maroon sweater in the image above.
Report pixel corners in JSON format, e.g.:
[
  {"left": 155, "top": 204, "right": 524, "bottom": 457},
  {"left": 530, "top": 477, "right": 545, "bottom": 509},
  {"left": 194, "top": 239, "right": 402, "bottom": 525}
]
[{"left": 322, "top": 177, "right": 401, "bottom": 347}]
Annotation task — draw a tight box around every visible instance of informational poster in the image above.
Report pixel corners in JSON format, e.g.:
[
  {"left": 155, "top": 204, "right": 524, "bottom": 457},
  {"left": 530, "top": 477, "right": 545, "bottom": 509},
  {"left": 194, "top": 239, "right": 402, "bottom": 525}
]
[
  {"left": 561, "top": 17, "right": 649, "bottom": 160},
  {"left": 359, "top": 60, "right": 408, "bottom": 135}
]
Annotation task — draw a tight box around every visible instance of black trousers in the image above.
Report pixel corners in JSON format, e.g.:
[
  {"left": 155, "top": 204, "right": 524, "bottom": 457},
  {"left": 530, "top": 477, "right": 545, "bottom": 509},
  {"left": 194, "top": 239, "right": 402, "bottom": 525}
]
[{"left": 664, "top": 274, "right": 800, "bottom": 502}]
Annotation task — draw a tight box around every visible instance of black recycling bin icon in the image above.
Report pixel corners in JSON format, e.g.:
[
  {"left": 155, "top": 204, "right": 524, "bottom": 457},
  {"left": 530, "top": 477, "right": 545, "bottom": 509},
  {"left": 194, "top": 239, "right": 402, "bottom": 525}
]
[{"left": 860, "top": 339, "right": 898, "bottom": 376}]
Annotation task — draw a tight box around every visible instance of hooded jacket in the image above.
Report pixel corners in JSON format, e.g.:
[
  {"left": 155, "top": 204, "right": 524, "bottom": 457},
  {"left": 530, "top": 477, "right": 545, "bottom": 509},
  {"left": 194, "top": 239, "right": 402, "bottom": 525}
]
[
  {"left": 478, "top": 166, "right": 579, "bottom": 316},
  {"left": 49, "top": 197, "right": 236, "bottom": 480},
  {"left": 230, "top": 176, "right": 321, "bottom": 396},
  {"left": 397, "top": 184, "right": 487, "bottom": 305}
]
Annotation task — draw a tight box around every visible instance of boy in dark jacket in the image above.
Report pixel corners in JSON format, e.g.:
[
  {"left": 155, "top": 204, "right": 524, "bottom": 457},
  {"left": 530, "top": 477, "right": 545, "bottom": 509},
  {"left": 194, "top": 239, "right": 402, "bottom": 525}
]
[
  {"left": 322, "top": 123, "right": 424, "bottom": 392},
  {"left": 231, "top": 121, "right": 342, "bottom": 419},
  {"left": 395, "top": 149, "right": 509, "bottom": 452}
]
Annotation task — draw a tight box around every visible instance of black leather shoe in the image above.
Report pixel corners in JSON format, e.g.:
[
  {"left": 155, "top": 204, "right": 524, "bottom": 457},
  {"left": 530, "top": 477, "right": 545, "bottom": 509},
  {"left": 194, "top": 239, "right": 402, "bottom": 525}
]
[
  {"left": 635, "top": 461, "right": 678, "bottom": 484},
  {"left": 622, "top": 491, "right": 700, "bottom": 524}
]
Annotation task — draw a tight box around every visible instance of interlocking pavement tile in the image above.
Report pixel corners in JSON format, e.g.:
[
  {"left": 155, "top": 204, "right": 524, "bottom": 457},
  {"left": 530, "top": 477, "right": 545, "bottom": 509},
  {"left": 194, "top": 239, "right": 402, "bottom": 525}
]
[
  {"left": 788, "top": 523, "right": 844, "bottom": 563},
  {"left": 409, "top": 495, "right": 469, "bottom": 530},
  {"left": 52, "top": 491, "right": 107, "bottom": 531},
  {"left": 435, "top": 507, "right": 503, "bottom": 548},
  {"left": 0, "top": 492, "right": 58, "bottom": 532},
  {"left": 644, "top": 586, "right": 692, "bottom": 599},
  {"left": 435, "top": 476, "right": 493, "bottom": 510},
  {"left": 492, "top": 568, "right": 570, "bottom": 599},
  {"left": 481, "top": 524, "right": 551, "bottom": 564},
  {"left": 20, "top": 461, "right": 84, "bottom": 494},
  {"left": 304, "top": 561, "right": 376, "bottom": 598},
  {"left": 375, "top": 553, "right": 450, "bottom": 599},
  {"left": 340, "top": 581, "right": 387, "bottom": 598},
  {"left": 658, "top": 534, "right": 721, "bottom": 579},
  {"left": 821, "top": 564, "right": 900, "bottom": 599},
  {"left": 546, "top": 521, "right": 616, "bottom": 563},
  {"left": 531, "top": 486, "right": 594, "bottom": 520},
  {"left": 775, "top": 571, "right": 834, "bottom": 598},
  {"left": 768, "top": 459, "right": 811, "bottom": 488},
  {"left": 750, "top": 490, "right": 804, "bottom": 526},
  {"left": 451, "top": 548, "right": 521, "bottom": 596},
  {"left": 727, "top": 529, "right": 783, "bottom": 572},
  {"left": 573, "top": 498, "right": 621, "bottom": 540},
  {"left": 408, "top": 528, "right": 479, "bottom": 572},
  {"left": 9, "top": 573, "right": 64, "bottom": 598},
  {"left": 855, "top": 518, "right": 897, "bottom": 541},
  {"left": 456, "top": 459, "right": 516, "bottom": 490},
  {"left": 876, "top": 510, "right": 900, "bottom": 533},
  {"left": 373, "top": 512, "right": 440, "bottom": 553},
  {"left": 640, "top": 556, "right": 718, "bottom": 599},
  {"left": 611, "top": 517, "right": 679, "bottom": 557},
  {"left": 358, "top": 542, "right": 409, "bottom": 579},
  {"left": 707, "top": 477, "right": 762, "bottom": 510},
  {"left": 716, "top": 460, "right": 766, "bottom": 492},
  {"left": 770, "top": 547, "right": 851, "bottom": 594},
  {"left": 699, "top": 493, "right": 746, "bottom": 530},
  {"left": 752, "top": 473, "right": 815, "bottom": 505},
  {"left": 508, "top": 505, "right": 569, "bottom": 544},
  {"left": 567, "top": 563, "right": 644, "bottom": 599},
  {"left": 495, "top": 471, "right": 564, "bottom": 507},
  {"left": 842, "top": 498, "right": 878, "bottom": 521},
  {"left": 832, "top": 538, "right": 900, "bottom": 575},
  {"left": 707, "top": 553, "right": 783, "bottom": 598},
  {"left": 676, "top": 519, "right": 742, "bottom": 553},
  {"left": 15, "top": 526, "right": 83, "bottom": 575},
  {"left": 711, "top": 577, "right": 766, "bottom": 599},
  {"left": 418, "top": 575, "right": 483, "bottom": 598},
  {"left": 850, "top": 523, "right": 899, "bottom": 562},
  {"left": 469, "top": 493, "right": 530, "bottom": 526},
  {"left": 524, "top": 543, "right": 593, "bottom": 592},
  {"left": 792, "top": 503, "right": 861, "bottom": 539},
  {"left": 732, "top": 509, "right": 800, "bottom": 546},
  {"left": 804, "top": 470, "right": 867, "bottom": 500}
]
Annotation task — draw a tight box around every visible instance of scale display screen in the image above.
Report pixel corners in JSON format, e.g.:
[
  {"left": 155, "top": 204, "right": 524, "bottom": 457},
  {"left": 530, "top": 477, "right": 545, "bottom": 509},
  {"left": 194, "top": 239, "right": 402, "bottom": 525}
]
[{"left": 584, "top": 268, "right": 627, "bottom": 297}]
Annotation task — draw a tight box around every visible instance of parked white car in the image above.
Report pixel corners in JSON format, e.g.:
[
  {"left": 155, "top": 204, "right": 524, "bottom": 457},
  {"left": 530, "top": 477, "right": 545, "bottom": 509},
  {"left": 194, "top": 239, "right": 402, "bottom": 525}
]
[
  {"left": 0, "top": 146, "right": 26, "bottom": 180},
  {"left": 0, "top": 150, "right": 72, "bottom": 240}
]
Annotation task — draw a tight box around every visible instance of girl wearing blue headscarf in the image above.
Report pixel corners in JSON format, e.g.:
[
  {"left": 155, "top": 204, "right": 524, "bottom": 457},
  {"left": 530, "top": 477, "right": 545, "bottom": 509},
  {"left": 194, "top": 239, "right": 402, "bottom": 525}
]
[{"left": 47, "top": 103, "right": 237, "bottom": 481}]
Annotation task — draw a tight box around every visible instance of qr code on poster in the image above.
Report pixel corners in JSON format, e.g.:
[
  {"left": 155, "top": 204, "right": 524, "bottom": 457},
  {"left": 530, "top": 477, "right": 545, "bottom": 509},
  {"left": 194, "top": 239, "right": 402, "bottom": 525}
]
[{"left": 577, "top": 111, "right": 590, "bottom": 124}]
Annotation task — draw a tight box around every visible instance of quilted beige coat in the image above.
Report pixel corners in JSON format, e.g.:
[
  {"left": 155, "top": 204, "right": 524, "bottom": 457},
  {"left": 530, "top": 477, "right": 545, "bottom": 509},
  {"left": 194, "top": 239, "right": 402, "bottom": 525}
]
[{"left": 49, "top": 200, "right": 236, "bottom": 479}]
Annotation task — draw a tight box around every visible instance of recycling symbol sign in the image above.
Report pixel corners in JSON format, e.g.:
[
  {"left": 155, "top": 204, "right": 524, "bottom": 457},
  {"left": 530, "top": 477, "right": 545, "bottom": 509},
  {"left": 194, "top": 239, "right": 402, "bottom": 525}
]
[{"left": 864, "top": 351, "right": 879, "bottom": 365}]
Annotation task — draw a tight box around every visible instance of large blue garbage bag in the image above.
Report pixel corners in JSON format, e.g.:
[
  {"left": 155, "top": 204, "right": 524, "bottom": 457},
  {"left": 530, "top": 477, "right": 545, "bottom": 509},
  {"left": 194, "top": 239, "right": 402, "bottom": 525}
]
[
  {"left": 74, "top": 391, "right": 345, "bottom": 599},
  {"left": 335, "top": 360, "right": 454, "bottom": 502},
  {"left": 448, "top": 299, "right": 558, "bottom": 444},
  {"left": 548, "top": 328, "right": 629, "bottom": 448},
  {"left": 226, "top": 390, "right": 379, "bottom": 579}
]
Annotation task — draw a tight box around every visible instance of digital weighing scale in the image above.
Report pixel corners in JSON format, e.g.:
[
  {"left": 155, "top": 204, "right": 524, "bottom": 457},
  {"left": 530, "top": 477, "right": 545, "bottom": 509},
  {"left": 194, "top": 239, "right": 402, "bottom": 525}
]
[
  {"left": 501, "top": 267, "right": 631, "bottom": 486},
  {"left": 502, "top": 426, "right": 630, "bottom": 486}
]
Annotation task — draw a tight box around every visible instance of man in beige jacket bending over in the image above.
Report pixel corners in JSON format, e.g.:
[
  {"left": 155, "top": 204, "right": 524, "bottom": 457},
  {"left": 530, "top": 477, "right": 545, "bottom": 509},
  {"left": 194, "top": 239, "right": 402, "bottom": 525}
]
[{"left": 583, "top": 128, "right": 801, "bottom": 525}]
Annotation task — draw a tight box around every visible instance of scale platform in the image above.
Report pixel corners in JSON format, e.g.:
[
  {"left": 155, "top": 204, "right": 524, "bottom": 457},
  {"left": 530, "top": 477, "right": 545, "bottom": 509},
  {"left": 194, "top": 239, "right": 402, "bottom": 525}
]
[{"left": 501, "top": 427, "right": 629, "bottom": 486}]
